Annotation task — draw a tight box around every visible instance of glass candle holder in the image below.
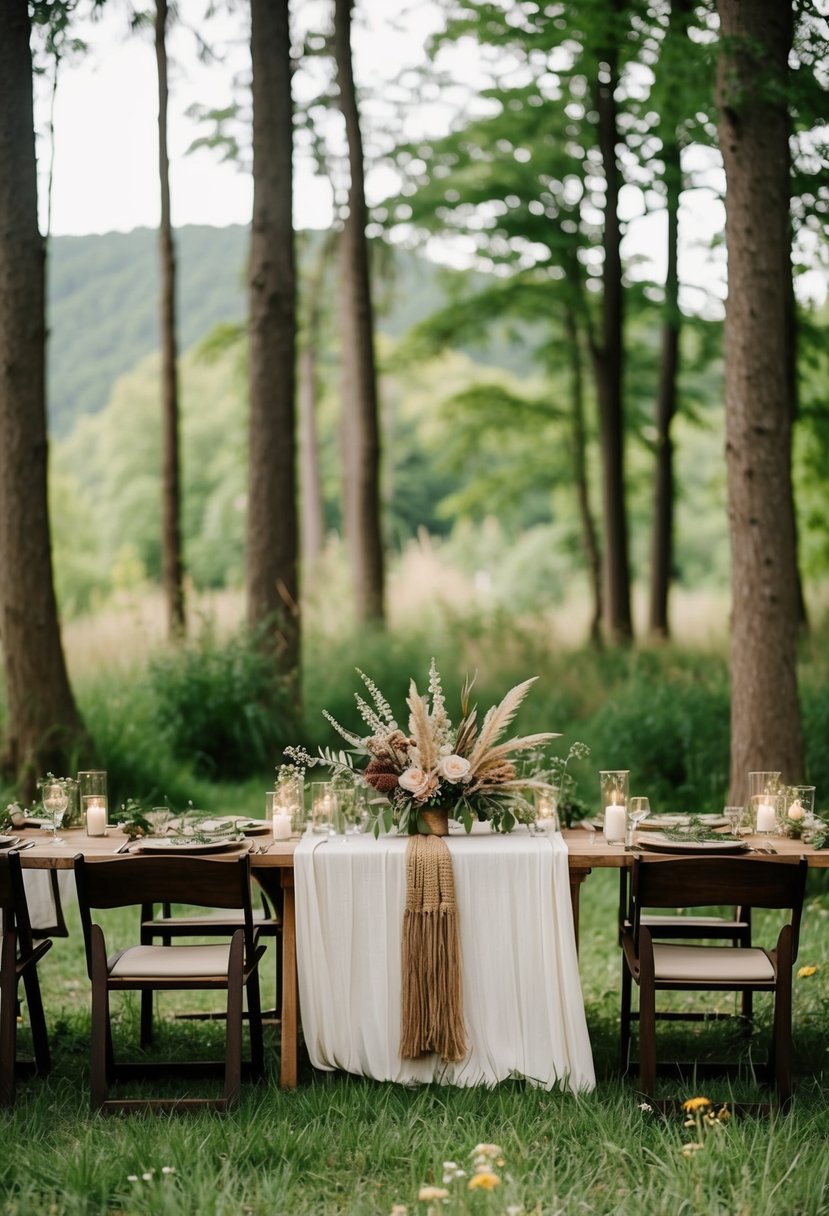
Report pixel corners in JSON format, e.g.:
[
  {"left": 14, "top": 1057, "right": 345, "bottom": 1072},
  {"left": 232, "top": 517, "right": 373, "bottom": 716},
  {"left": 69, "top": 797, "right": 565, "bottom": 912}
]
[
  {"left": 311, "top": 781, "right": 338, "bottom": 835},
  {"left": 269, "top": 770, "right": 305, "bottom": 835},
  {"left": 78, "top": 770, "right": 108, "bottom": 834},
  {"left": 534, "top": 789, "right": 559, "bottom": 833},
  {"left": 751, "top": 793, "right": 782, "bottom": 835},
  {"left": 600, "top": 770, "right": 629, "bottom": 843},
  {"left": 783, "top": 785, "right": 815, "bottom": 835}
]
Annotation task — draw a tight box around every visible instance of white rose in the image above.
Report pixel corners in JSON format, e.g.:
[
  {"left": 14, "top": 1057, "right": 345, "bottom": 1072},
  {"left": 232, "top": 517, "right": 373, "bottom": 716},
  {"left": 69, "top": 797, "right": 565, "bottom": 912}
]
[
  {"left": 398, "top": 767, "right": 439, "bottom": 799},
  {"left": 438, "top": 754, "right": 471, "bottom": 784},
  {"left": 787, "top": 800, "right": 804, "bottom": 821}
]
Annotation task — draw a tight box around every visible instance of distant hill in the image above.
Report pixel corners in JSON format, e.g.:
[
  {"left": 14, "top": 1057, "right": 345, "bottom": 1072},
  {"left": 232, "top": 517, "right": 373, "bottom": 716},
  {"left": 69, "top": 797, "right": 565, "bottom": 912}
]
[{"left": 47, "top": 225, "right": 535, "bottom": 437}]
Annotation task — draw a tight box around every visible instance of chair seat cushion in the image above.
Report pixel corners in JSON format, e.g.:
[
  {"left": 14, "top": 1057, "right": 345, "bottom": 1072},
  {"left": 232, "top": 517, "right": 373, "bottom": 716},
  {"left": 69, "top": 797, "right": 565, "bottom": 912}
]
[
  {"left": 652, "top": 943, "right": 775, "bottom": 983},
  {"left": 109, "top": 943, "right": 232, "bottom": 979}
]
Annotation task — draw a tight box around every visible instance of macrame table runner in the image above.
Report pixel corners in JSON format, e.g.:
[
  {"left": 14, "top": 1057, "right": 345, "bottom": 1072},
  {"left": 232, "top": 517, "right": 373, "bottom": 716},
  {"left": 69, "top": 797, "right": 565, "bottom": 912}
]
[{"left": 400, "top": 833, "right": 468, "bottom": 1063}]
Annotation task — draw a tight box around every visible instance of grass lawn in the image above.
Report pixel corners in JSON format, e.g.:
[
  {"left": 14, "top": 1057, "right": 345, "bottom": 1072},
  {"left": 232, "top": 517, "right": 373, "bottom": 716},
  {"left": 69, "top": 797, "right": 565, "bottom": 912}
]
[{"left": 3, "top": 864, "right": 829, "bottom": 1215}]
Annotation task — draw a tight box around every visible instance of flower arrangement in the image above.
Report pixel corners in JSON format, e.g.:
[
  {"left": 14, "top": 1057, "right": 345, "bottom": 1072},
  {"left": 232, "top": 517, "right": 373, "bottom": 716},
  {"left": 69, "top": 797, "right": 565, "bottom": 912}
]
[{"left": 287, "top": 660, "right": 565, "bottom": 836}]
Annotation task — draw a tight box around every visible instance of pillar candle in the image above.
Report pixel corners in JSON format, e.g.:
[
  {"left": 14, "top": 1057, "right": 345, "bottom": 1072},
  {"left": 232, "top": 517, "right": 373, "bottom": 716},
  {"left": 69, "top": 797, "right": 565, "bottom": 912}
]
[
  {"left": 755, "top": 802, "right": 777, "bottom": 833},
  {"left": 272, "top": 810, "right": 292, "bottom": 840},
  {"left": 604, "top": 804, "right": 626, "bottom": 843},
  {"left": 85, "top": 798, "right": 107, "bottom": 836}
]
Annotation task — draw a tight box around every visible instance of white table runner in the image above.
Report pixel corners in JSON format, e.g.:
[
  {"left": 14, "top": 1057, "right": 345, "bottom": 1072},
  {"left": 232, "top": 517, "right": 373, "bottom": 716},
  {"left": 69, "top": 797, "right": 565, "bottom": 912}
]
[{"left": 295, "top": 828, "right": 595, "bottom": 1091}]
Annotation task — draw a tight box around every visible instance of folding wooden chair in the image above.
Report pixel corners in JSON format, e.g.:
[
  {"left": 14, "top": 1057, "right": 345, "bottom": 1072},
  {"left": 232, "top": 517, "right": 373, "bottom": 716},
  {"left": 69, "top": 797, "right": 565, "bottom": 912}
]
[
  {"left": 138, "top": 883, "right": 281, "bottom": 1044},
  {"left": 619, "top": 868, "right": 753, "bottom": 1070},
  {"left": 74, "top": 853, "right": 265, "bottom": 1114},
  {"left": 0, "top": 850, "right": 52, "bottom": 1106},
  {"left": 620, "top": 855, "right": 807, "bottom": 1110}
]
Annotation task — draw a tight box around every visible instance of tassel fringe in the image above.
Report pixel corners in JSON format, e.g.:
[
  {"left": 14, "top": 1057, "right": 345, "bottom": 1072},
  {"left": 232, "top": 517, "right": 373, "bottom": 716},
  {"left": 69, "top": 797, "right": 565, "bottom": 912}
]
[{"left": 400, "top": 834, "right": 467, "bottom": 1063}]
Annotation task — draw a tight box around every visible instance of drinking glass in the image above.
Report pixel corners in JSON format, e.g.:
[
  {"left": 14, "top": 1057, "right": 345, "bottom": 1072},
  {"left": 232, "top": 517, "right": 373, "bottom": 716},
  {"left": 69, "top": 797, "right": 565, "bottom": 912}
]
[
  {"left": 724, "top": 805, "right": 744, "bottom": 836},
  {"left": 341, "top": 786, "right": 370, "bottom": 837},
  {"left": 578, "top": 817, "right": 597, "bottom": 845},
  {"left": 42, "top": 780, "right": 69, "bottom": 844},
  {"left": 147, "top": 806, "right": 172, "bottom": 836},
  {"left": 626, "top": 796, "right": 651, "bottom": 848}
]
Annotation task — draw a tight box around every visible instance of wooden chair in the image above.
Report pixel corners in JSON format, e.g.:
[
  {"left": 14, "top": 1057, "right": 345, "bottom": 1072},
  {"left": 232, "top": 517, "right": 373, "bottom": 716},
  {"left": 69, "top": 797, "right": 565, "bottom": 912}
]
[
  {"left": 619, "top": 870, "right": 754, "bottom": 1070},
  {"left": 0, "top": 850, "right": 53, "bottom": 1106},
  {"left": 74, "top": 853, "right": 266, "bottom": 1114},
  {"left": 620, "top": 855, "right": 807, "bottom": 1110},
  {"left": 138, "top": 884, "right": 281, "bottom": 1045}
]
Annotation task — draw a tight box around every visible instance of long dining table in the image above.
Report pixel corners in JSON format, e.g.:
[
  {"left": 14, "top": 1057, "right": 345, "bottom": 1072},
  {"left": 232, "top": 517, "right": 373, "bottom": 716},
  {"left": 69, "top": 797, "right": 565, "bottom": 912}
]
[{"left": 12, "top": 823, "right": 829, "bottom": 1089}]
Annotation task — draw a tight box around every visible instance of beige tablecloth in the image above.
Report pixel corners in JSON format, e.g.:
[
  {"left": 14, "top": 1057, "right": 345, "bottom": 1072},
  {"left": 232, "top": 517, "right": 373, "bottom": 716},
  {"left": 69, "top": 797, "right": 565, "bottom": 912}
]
[{"left": 295, "top": 828, "right": 595, "bottom": 1091}]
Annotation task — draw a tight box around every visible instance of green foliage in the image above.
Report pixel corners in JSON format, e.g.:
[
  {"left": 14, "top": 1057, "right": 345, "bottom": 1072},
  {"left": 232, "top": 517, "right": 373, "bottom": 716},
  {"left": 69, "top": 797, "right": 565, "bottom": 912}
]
[{"left": 146, "top": 624, "right": 298, "bottom": 781}]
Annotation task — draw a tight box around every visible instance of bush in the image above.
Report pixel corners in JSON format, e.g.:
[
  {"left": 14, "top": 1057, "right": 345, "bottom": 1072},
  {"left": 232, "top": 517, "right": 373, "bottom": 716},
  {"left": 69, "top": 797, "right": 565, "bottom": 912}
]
[{"left": 147, "top": 624, "right": 298, "bottom": 780}]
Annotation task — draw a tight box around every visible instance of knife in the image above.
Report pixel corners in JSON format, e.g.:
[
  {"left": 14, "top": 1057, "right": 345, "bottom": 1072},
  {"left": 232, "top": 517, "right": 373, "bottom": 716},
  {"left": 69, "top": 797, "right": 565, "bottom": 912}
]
[
  {"left": 113, "top": 839, "right": 133, "bottom": 854},
  {"left": 12, "top": 840, "right": 36, "bottom": 853}
]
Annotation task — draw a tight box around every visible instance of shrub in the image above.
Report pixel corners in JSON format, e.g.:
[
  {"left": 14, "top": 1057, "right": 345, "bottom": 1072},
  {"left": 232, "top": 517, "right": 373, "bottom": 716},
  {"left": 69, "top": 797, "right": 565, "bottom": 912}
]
[{"left": 147, "top": 624, "right": 297, "bottom": 780}]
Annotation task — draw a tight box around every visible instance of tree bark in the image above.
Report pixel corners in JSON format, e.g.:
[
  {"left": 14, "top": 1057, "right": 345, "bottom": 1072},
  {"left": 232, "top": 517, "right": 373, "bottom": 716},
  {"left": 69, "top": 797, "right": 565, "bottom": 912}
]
[
  {"left": 564, "top": 307, "right": 602, "bottom": 646},
  {"left": 247, "top": 0, "right": 299, "bottom": 678},
  {"left": 299, "top": 233, "right": 336, "bottom": 571},
  {"left": 0, "top": 0, "right": 86, "bottom": 795},
  {"left": 592, "top": 0, "right": 632, "bottom": 643},
  {"left": 716, "top": 0, "right": 804, "bottom": 800},
  {"left": 333, "top": 0, "right": 386, "bottom": 625},
  {"left": 648, "top": 112, "right": 681, "bottom": 639},
  {"left": 155, "top": 0, "right": 186, "bottom": 639}
]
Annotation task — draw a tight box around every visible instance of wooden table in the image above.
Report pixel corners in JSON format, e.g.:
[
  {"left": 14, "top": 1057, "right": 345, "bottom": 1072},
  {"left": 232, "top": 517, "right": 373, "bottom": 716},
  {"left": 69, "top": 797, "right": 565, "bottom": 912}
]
[{"left": 14, "top": 825, "right": 829, "bottom": 1090}]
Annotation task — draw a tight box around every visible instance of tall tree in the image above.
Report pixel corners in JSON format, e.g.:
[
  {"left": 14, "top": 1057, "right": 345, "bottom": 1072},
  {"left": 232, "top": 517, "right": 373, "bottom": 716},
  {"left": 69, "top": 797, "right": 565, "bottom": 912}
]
[
  {"left": 590, "top": 0, "right": 632, "bottom": 643},
  {"left": 647, "top": 0, "right": 694, "bottom": 638},
  {"left": 154, "top": 0, "right": 186, "bottom": 638},
  {"left": 0, "top": 0, "right": 86, "bottom": 795},
  {"left": 716, "top": 0, "right": 804, "bottom": 798},
  {"left": 246, "top": 0, "right": 299, "bottom": 677},
  {"left": 333, "top": 0, "right": 385, "bottom": 625}
]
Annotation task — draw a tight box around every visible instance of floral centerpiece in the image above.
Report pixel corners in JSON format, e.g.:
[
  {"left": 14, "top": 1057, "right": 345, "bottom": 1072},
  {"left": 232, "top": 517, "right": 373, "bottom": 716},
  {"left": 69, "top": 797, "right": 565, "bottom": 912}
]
[{"left": 287, "top": 660, "right": 564, "bottom": 835}]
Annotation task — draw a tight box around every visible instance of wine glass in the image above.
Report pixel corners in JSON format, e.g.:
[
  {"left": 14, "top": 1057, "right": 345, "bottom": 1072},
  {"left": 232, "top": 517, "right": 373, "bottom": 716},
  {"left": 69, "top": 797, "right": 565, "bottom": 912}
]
[
  {"left": 627, "top": 796, "right": 651, "bottom": 849},
  {"left": 147, "top": 806, "right": 172, "bottom": 837},
  {"left": 42, "top": 780, "right": 69, "bottom": 844},
  {"left": 724, "top": 805, "right": 744, "bottom": 837}
]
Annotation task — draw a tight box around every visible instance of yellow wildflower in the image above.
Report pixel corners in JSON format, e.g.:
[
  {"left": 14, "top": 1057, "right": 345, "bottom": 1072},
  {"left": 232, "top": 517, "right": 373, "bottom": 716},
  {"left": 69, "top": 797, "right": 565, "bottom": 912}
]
[
  {"left": 417, "top": 1186, "right": 449, "bottom": 1202},
  {"left": 682, "top": 1096, "right": 712, "bottom": 1113},
  {"left": 468, "top": 1172, "right": 501, "bottom": 1191},
  {"left": 798, "top": 965, "right": 818, "bottom": 978},
  {"left": 681, "top": 1142, "right": 704, "bottom": 1158}
]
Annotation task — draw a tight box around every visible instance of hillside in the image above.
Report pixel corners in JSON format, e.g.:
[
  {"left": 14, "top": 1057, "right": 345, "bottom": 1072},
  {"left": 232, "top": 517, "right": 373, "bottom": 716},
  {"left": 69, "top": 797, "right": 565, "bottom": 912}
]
[{"left": 47, "top": 225, "right": 533, "bottom": 436}]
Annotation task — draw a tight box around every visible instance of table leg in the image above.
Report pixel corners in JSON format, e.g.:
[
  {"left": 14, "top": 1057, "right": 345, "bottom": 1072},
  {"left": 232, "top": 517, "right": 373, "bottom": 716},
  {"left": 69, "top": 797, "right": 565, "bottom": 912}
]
[
  {"left": 568, "top": 867, "right": 591, "bottom": 952},
  {"left": 279, "top": 869, "right": 298, "bottom": 1089}
]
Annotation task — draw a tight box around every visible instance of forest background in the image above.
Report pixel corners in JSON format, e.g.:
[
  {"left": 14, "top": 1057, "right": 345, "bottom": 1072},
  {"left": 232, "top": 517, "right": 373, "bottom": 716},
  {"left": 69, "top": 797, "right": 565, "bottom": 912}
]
[{"left": 1, "top": 0, "right": 828, "bottom": 821}]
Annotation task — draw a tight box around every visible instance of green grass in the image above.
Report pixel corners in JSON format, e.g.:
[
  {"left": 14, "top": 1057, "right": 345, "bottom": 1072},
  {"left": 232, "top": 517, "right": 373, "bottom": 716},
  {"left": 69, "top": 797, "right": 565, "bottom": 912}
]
[{"left": 4, "top": 867, "right": 829, "bottom": 1215}]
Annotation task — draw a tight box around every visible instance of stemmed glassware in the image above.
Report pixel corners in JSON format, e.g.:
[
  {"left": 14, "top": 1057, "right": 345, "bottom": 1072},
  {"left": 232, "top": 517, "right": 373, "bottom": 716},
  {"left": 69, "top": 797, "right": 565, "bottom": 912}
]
[
  {"left": 626, "top": 796, "right": 651, "bottom": 849},
  {"left": 724, "top": 805, "right": 744, "bottom": 837},
  {"left": 42, "top": 779, "right": 69, "bottom": 844}
]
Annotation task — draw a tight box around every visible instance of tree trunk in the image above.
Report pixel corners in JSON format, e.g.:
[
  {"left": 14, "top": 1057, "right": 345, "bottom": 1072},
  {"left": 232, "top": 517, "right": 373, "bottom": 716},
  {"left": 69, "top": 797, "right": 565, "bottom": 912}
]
[
  {"left": 592, "top": 0, "right": 632, "bottom": 644},
  {"left": 0, "top": 0, "right": 86, "bottom": 796},
  {"left": 564, "top": 307, "right": 602, "bottom": 646},
  {"left": 155, "top": 0, "right": 186, "bottom": 639},
  {"left": 247, "top": 0, "right": 299, "bottom": 677},
  {"left": 716, "top": 0, "right": 804, "bottom": 800},
  {"left": 299, "top": 233, "right": 336, "bottom": 571},
  {"left": 648, "top": 121, "right": 681, "bottom": 639},
  {"left": 333, "top": 0, "right": 386, "bottom": 625}
]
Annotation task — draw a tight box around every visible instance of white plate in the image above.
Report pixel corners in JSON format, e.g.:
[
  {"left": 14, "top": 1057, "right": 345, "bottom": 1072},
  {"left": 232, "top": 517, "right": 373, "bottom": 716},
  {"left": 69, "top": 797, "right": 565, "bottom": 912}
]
[
  {"left": 0, "top": 836, "right": 18, "bottom": 849},
  {"left": 136, "top": 837, "right": 246, "bottom": 855},
  {"left": 640, "top": 815, "right": 729, "bottom": 830},
  {"left": 638, "top": 833, "right": 748, "bottom": 855}
]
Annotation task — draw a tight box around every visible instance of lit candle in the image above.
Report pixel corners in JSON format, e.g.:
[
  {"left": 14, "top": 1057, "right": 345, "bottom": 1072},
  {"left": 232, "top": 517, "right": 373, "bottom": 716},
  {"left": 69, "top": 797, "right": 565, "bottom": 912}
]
[
  {"left": 272, "top": 807, "right": 292, "bottom": 840},
  {"left": 755, "top": 802, "right": 777, "bottom": 833},
  {"left": 604, "top": 801, "right": 626, "bottom": 844},
  {"left": 85, "top": 797, "right": 107, "bottom": 836}
]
